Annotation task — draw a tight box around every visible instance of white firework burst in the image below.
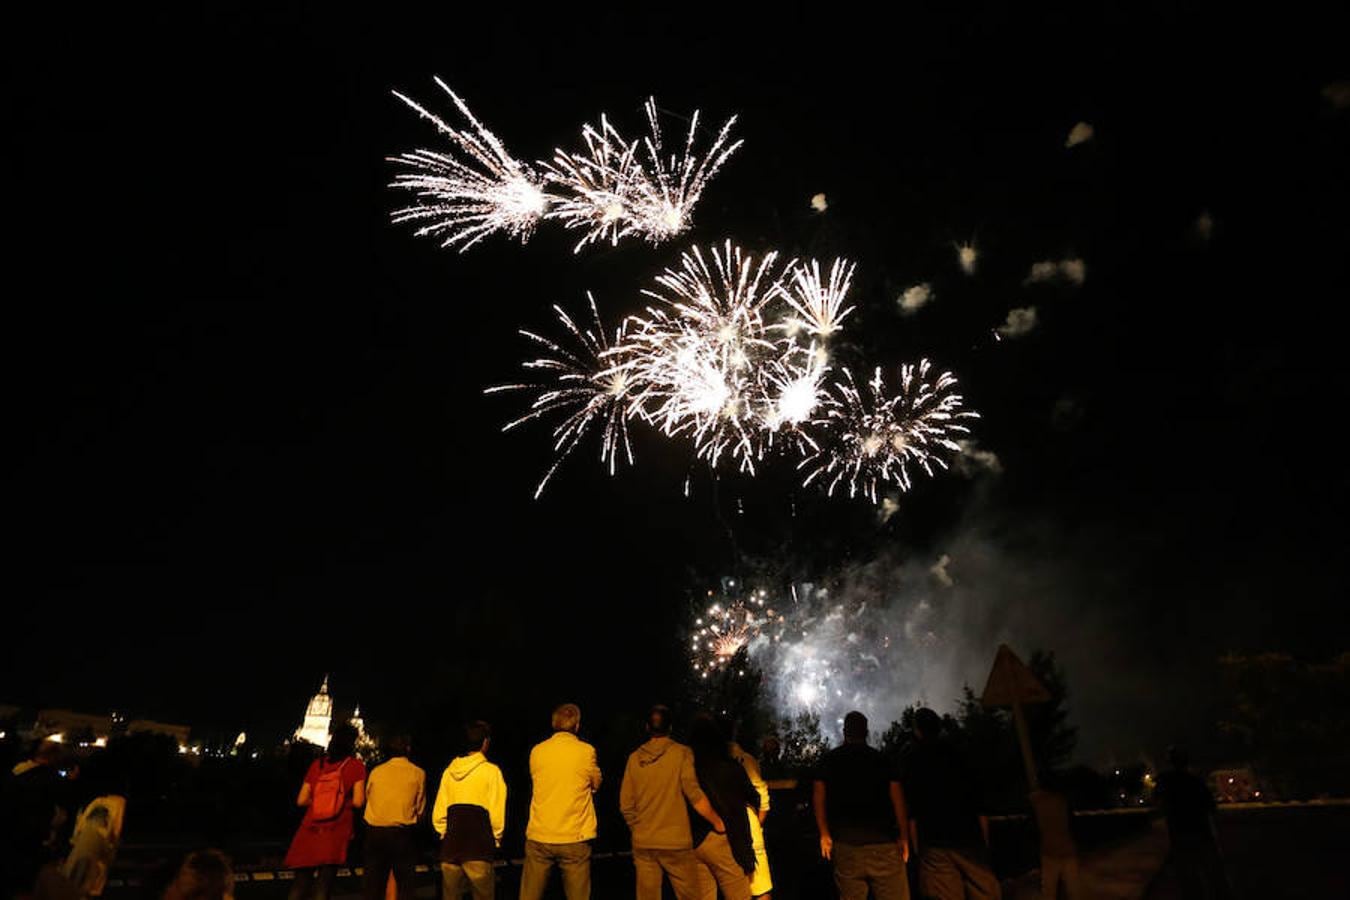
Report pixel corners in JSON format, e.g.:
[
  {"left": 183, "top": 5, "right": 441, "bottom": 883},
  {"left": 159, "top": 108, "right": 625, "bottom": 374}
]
[
  {"left": 389, "top": 78, "right": 548, "bottom": 251},
  {"left": 623, "top": 100, "right": 742, "bottom": 242},
  {"left": 690, "top": 589, "right": 784, "bottom": 677},
  {"left": 801, "top": 362, "right": 979, "bottom": 502},
  {"left": 486, "top": 238, "right": 975, "bottom": 504},
  {"left": 761, "top": 346, "right": 829, "bottom": 439},
  {"left": 542, "top": 115, "right": 645, "bottom": 251},
  {"left": 486, "top": 294, "right": 636, "bottom": 498},
  {"left": 783, "top": 259, "right": 857, "bottom": 339},
  {"left": 621, "top": 242, "right": 792, "bottom": 470}
]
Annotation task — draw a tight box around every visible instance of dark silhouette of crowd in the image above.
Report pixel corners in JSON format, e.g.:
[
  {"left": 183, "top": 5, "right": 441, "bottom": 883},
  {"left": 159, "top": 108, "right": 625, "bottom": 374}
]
[{"left": 3, "top": 705, "right": 1238, "bottom": 900}]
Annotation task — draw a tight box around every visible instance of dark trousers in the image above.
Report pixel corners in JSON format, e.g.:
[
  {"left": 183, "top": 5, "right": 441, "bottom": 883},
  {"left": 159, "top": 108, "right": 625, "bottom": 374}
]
[
  {"left": 365, "top": 825, "right": 418, "bottom": 900},
  {"left": 1171, "top": 835, "right": 1232, "bottom": 900},
  {"left": 833, "top": 842, "right": 909, "bottom": 900},
  {"left": 918, "top": 847, "right": 1000, "bottom": 900},
  {"left": 289, "top": 865, "right": 337, "bottom": 900}
]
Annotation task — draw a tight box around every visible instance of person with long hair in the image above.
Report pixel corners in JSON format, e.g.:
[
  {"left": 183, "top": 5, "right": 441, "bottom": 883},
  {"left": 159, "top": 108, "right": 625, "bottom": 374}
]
[
  {"left": 687, "top": 714, "right": 759, "bottom": 900},
  {"left": 723, "top": 719, "right": 774, "bottom": 900},
  {"left": 60, "top": 754, "right": 126, "bottom": 899},
  {"left": 284, "top": 724, "right": 367, "bottom": 900}
]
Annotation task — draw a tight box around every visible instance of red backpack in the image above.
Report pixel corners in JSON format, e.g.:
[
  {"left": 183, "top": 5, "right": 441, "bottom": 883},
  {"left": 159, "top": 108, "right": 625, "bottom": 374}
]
[{"left": 310, "top": 758, "right": 350, "bottom": 821}]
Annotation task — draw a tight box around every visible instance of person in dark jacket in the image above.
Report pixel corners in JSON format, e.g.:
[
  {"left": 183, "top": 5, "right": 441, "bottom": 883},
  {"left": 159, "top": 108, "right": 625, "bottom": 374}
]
[
  {"left": 815, "top": 712, "right": 911, "bottom": 900},
  {"left": 2, "top": 741, "right": 79, "bottom": 899},
  {"left": 1155, "top": 746, "right": 1231, "bottom": 900},
  {"left": 903, "top": 708, "right": 998, "bottom": 900},
  {"left": 688, "top": 714, "right": 759, "bottom": 900}
]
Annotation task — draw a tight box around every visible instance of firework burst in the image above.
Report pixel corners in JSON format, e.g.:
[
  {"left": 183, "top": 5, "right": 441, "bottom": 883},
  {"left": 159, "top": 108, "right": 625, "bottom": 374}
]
[
  {"left": 690, "top": 588, "right": 784, "bottom": 677},
  {"left": 542, "top": 115, "right": 644, "bottom": 251},
  {"left": 686, "top": 576, "right": 921, "bottom": 736},
  {"left": 782, "top": 259, "right": 857, "bottom": 340},
  {"left": 391, "top": 83, "right": 740, "bottom": 252},
  {"left": 544, "top": 100, "right": 742, "bottom": 250},
  {"left": 485, "top": 295, "right": 636, "bottom": 498},
  {"left": 623, "top": 100, "right": 742, "bottom": 242},
  {"left": 801, "top": 362, "right": 979, "bottom": 502},
  {"left": 389, "top": 79, "right": 548, "bottom": 251},
  {"left": 620, "top": 242, "right": 794, "bottom": 470},
  {"left": 761, "top": 346, "right": 828, "bottom": 439},
  {"left": 488, "top": 242, "right": 976, "bottom": 502}
]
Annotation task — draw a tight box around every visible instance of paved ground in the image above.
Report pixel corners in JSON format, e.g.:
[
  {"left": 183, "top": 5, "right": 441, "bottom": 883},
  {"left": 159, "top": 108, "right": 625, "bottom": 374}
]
[
  {"left": 1006, "top": 818, "right": 1171, "bottom": 900},
  {"left": 1004, "top": 803, "right": 1350, "bottom": 900},
  {"left": 1147, "top": 803, "right": 1350, "bottom": 900},
  {"left": 105, "top": 803, "right": 1350, "bottom": 899}
]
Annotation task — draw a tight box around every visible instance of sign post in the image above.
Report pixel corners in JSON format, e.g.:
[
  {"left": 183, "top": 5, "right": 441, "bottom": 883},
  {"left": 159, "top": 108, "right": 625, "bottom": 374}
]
[{"left": 981, "top": 643, "right": 1050, "bottom": 791}]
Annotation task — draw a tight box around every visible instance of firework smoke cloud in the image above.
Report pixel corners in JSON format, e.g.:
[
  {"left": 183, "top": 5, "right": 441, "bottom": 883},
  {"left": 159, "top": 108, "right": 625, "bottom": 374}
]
[
  {"left": 1024, "top": 258, "right": 1086, "bottom": 287},
  {"left": 956, "top": 440, "right": 1004, "bottom": 477},
  {"left": 957, "top": 242, "right": 978, "bottom": 276},
  {"left": 998, "top": 307, "right": 1038, "bottom": 339},
  {"left": 898, "top": 283, "right": 934, "bottom": 316},
  {"left": 1322, "top": 82, "right": 1350, "bottom": 110},
  {"left": 1065, "top": 121, "right": 1095, "bottom": 148},
  {"left": 929, "top": 554, "right": 954, "bottom": 588}
]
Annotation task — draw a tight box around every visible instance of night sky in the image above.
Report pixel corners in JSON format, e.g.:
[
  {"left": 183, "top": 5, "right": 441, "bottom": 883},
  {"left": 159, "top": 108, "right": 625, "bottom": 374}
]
[{"left": 6, "top": 3, "right": 1349, "bottom": 764}]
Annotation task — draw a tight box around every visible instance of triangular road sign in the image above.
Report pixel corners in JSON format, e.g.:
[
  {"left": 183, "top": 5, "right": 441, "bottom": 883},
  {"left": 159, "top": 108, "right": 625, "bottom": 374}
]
[{"left": 981, "top": 644, "right": 1051, "bottom": 707}]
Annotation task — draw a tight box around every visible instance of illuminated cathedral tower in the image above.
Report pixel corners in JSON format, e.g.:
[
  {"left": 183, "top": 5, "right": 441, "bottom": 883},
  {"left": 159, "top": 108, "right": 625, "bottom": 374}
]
[
  {"left": 293, "top": 675, "right": 333, "bottom": 747},
  {"left": 350, "top": 703, "right": 377, "bottom": 759}
]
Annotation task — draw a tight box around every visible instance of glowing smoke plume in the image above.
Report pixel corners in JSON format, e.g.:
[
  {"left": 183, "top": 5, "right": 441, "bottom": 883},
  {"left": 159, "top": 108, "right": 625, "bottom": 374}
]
[
  {"left": 899, "top": 283, "right": 934, "bottom": 316},
  {"left": 998, "top": 307, "right": 1038, "bottom": 339}
]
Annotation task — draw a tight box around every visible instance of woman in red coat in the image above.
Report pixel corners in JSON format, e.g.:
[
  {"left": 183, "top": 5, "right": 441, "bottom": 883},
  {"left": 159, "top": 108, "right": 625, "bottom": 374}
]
[{"left": 285, "top": 723, "right": 367, "bottom": 900}]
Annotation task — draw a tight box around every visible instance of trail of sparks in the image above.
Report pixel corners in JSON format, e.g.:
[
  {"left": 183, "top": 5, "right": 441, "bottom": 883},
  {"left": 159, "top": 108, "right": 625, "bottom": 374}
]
[
  {"left": 545, "top": 100, "right": 742, "bottom": 250},
  {"left": 485, "top": 294, "right": 636, "bottom": 498},
  {"left": 389, "top": 79, "right": 548, "bottom": 251},
  {"left": 390, "top": 83, "right": 740, "bottom": 252},
  {"left": 783, "top": 259, "right": 856, "bottom": 340}
]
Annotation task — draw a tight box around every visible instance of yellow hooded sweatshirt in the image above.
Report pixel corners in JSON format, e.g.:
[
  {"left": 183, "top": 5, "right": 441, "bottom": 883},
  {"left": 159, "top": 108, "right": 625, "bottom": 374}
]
[{"left": 432, "top": 752, "right": 507, "bottom": 845}]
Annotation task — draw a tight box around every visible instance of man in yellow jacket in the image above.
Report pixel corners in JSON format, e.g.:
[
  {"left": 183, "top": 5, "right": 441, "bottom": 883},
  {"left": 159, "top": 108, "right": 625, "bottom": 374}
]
[{"left": 519, "top": 703, "right": 602, "bottom": 900}]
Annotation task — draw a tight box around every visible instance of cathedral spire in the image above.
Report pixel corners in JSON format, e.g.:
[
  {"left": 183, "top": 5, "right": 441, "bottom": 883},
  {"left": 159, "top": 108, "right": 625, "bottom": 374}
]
[{"left": 293, "top": 674, "right": 335, "bottom": 747}]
